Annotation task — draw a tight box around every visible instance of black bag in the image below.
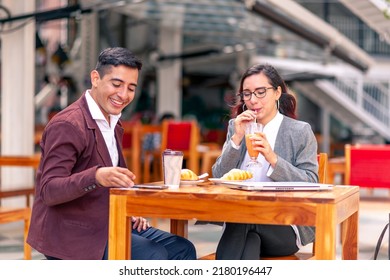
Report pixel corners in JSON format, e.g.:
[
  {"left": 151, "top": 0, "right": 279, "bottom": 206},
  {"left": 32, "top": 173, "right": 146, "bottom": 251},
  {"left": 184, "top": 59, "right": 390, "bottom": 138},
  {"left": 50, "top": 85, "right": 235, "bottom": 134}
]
[{"left": 373, "top": 213, "right": 390, "bottom": 260}]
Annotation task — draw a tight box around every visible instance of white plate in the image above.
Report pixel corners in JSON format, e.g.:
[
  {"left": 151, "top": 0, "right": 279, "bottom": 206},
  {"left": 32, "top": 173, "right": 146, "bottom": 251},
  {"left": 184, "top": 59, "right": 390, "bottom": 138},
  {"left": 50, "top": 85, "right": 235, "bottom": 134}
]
[
  {"left": 180, "top": 179, "right": 205, "bottom": 185},
  {"left": 208, "top": 178, "right": 243, "bottom": 184}
]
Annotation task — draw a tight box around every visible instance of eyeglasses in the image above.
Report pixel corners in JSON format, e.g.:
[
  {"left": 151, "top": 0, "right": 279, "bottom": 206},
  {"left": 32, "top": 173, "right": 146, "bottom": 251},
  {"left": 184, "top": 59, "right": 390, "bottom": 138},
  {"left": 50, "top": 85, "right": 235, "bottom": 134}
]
[{"left": 238, "top": 87, "right": 275, "bottom": 101}]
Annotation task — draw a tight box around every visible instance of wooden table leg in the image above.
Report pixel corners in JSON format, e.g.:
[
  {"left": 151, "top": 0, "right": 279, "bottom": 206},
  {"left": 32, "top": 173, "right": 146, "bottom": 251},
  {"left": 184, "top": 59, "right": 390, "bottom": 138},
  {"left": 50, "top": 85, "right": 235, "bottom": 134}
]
[
  {"left": 24, "top": 210, "right": 32, "bottom": 260},
  {"left": 109, "top": 195, "right": 131, "bottom": 260},
  {"left": 315, "top": 203, "right": 337, "bottom": 259},
  {"left": 341, "top": 209, "right": 359, "bottom": 260},
  {"left": 170, "top": 219, "right": 188, "bottom": 238}
]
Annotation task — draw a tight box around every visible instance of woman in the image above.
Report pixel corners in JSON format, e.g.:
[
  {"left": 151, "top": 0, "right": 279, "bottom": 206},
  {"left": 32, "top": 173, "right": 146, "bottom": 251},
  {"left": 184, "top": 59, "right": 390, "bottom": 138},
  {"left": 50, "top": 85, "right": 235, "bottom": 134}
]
[{"left": 212, "top": 64, "right": 318, "bottom": 260}]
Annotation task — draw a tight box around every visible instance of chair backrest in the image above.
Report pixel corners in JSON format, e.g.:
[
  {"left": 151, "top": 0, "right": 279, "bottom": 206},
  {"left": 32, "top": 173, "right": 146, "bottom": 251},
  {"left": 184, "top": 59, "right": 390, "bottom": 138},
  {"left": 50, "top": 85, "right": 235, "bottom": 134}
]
[
  {"left": 160, "top": 120, "right": 198, "bottom": 150},
  {"left": 160, "top": 120, "right": 200, "bottom": 174},
  {"left": 160, "top": 119, "right": 200, "bottom": 151},
  {"left": 317, "top": 153, "right": 328, "bottom": 184},
  {"left": 345, "top": 144, "right": 390, "bottom": 188}
]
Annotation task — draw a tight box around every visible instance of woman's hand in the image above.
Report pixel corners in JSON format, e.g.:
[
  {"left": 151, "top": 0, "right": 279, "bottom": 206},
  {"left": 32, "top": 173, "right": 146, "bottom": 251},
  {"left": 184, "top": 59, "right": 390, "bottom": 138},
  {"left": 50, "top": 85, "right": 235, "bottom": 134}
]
[
  {"left": 251, "top": 132, "right": 278, "bottom": 167},
  {"left": 132, "top": 216, "right": 151, "bottom": 232},
  {"left": 232, "top": 110, "right": 257, "bottom": 146}
]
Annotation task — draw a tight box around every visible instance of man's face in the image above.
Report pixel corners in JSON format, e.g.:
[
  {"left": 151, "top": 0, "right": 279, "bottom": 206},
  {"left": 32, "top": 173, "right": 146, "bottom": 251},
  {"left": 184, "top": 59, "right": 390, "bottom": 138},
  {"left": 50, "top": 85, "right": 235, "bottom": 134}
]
[{"left": 90, "top": 65, "right": 139, "bottom": 121}]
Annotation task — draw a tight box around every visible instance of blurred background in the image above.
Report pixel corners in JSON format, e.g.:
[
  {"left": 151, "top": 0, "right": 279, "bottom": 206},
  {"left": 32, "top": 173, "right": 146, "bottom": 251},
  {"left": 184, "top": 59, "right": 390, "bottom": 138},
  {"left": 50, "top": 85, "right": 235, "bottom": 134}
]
[
  {"left": 2, "top": 0, "right": 390, "bottom": 159},
  {"left": 1, "top": 0, "right": 390, "bottom": 260}
]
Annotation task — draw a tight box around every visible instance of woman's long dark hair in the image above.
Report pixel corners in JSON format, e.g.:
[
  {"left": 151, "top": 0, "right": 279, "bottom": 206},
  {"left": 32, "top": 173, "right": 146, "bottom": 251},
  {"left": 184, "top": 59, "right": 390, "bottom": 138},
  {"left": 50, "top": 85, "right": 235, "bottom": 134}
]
[{"left": 231, "top": 64, "right": 297, "bottom": 119}]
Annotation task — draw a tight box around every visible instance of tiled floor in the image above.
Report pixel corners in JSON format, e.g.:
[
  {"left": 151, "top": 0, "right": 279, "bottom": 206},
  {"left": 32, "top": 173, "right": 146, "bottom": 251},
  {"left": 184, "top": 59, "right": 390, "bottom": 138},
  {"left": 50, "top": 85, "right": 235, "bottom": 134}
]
[{"left": 1, "top": 193, "right": 389, "bottom": 260}]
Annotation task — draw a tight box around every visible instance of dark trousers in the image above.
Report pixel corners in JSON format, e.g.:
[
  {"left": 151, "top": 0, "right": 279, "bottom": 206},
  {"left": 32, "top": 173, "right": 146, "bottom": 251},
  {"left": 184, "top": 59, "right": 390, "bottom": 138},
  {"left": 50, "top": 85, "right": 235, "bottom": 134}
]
[
  {"left": 46, "top": 226, "right": 196, "bottom": 260},
  {"left": 216, "top": 223, "right": 299, "bottom": 260},
  {"left": 129, "top": 226, "right": 196, "bottom": 260}
]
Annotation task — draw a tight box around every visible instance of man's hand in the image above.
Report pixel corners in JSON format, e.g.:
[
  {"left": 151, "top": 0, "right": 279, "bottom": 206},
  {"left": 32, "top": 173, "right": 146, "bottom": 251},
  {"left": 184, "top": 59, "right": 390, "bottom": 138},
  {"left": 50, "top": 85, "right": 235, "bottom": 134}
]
[
  {"left": 132, "top": 216, "right": 151, "bottom": 232},
  {"left": 95, "top": 166, "right": 136, "bottom": 188}
]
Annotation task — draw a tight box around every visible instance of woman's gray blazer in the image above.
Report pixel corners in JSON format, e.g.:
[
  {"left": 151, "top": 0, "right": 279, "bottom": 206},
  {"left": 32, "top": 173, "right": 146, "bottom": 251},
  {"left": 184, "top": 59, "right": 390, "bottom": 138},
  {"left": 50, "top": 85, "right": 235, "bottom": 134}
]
[{"left": 212, "top": 116, "right": 318, "bottom": 246}]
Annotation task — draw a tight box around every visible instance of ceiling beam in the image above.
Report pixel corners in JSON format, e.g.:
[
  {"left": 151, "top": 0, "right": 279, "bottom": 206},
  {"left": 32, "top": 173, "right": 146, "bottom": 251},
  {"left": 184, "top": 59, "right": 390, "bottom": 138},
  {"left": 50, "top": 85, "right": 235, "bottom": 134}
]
[{"left": 0, "top": 4, "right": 91, "bottom": 24}]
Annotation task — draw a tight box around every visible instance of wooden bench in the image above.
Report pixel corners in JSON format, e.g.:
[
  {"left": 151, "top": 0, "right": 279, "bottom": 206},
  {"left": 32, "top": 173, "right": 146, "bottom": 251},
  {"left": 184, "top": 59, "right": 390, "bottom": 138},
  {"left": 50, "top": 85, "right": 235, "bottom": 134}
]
[
  {"left": 0, "top": 154, "right": 41, "bottom": 260},
  {"left": 0, "top": 207, "right": 32, "bottom": 259}
]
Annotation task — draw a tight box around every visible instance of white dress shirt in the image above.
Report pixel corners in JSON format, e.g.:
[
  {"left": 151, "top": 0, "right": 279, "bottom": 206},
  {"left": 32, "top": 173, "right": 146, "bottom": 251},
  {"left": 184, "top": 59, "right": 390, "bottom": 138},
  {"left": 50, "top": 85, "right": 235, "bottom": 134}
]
[{"left": 85, "top": 90, "right": 120, "bottom": 167}]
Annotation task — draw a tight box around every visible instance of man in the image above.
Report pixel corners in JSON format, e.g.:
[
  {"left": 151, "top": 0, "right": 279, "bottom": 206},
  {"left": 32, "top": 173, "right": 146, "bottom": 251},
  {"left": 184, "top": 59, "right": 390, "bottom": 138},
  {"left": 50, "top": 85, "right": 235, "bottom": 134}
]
[{"left": 27, "top": 47, "right": 196, "bottom": 260}]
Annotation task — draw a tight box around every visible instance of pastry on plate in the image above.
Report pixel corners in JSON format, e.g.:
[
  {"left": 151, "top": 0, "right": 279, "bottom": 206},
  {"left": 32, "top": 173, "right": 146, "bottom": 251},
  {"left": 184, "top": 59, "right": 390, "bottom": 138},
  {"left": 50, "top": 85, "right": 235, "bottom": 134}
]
[
  {"left": 221, "top": 168, "right": 253, "bottom": 181},
  {"left": 180, "top": 169, "right": 199, "bottom": 181}
]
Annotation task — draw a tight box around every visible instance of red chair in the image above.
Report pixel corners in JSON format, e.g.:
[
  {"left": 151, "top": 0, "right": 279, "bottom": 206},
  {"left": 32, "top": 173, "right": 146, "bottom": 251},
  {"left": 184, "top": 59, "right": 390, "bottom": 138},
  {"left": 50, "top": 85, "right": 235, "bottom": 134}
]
[
  {"left": 160, "top": 119, "right": 200, "bottom": 175},
  {"left": 345, "top": 144, "right": 390, "bottom": 194},
  {"left": 143, "top": 120, "right": 200, "bottom": 182}
]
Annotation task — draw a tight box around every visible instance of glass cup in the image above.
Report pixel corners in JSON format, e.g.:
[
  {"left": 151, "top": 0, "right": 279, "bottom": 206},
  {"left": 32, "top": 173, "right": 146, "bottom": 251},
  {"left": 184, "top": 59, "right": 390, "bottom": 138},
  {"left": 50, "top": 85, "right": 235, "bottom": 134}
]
[
  {"left": 245, "top": 122, "right": 264, "bottom": 168},
  {"left": 162, "top": 149, "right": 184, "bottom": 189}
]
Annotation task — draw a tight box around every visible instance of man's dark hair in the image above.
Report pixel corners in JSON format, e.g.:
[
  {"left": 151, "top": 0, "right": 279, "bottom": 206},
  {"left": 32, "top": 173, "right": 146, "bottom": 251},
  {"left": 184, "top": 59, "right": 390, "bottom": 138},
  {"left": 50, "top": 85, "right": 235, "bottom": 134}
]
[{"left": 95, "top": 47, "right": 142, "bottom": 77}]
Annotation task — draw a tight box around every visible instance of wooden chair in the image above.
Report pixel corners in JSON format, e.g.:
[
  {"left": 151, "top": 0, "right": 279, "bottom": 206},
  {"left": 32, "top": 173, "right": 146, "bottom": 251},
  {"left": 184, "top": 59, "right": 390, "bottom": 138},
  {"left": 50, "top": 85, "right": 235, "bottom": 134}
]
[
  {"left": 200, "top": 145, "right": 222, "bottom": 176},
  {"left": 327, "top": 156, "right": 345, "bottom": 185},
  {"left": 133, "top": 123, "right": 162, "bottom": 184},
  {"left": 0, "top": 154, "right": 41, "bottom": 260},
  {"left": 260, "top": 152, "right": 328, "bottom": 260},
  {"left": 0, "top": 207, "right": 32, "bottom": 260},
  {"left": 121, "top": 121, "right": 164, "bottom": 184},
  {"left": 198, "top": 152, "right": 328, "bottom": 260}
]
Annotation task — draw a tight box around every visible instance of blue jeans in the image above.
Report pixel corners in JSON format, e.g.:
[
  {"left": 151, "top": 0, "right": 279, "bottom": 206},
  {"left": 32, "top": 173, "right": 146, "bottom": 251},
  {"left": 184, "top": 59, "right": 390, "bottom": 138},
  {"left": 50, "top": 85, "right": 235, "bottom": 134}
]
[{"left": 101, "top": 226, "right": 196, "bottom": 260}]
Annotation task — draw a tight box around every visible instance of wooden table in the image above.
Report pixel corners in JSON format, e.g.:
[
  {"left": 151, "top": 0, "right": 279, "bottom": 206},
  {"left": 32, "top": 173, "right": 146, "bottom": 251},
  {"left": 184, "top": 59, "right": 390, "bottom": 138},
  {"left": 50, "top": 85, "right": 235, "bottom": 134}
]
[{"left": 109, "top": 183, "right": 359, "bottom": 260}]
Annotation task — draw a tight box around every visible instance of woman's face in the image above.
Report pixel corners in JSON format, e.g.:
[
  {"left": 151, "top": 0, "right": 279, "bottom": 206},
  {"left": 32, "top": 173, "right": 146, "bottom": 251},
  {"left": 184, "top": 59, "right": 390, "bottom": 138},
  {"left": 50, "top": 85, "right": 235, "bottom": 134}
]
[{"left": 242, "top": 73, "right": 281, "bottom": 126}]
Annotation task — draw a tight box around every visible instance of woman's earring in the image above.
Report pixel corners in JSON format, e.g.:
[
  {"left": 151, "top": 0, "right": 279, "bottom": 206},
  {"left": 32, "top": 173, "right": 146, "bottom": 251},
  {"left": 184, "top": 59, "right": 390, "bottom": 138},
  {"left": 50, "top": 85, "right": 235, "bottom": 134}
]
[{"left": 276, "top": 99, "right": 280, "bottom": 111}]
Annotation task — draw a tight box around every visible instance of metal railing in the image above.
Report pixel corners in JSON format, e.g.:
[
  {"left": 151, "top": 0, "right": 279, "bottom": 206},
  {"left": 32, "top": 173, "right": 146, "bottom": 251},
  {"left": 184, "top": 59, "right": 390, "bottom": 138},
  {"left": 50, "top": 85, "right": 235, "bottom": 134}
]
[{"left": 331, "top": 78, "right": 390, "bottom": 126}]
